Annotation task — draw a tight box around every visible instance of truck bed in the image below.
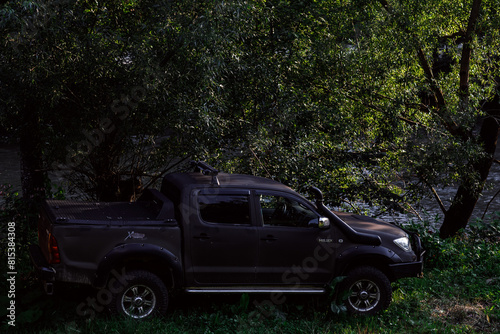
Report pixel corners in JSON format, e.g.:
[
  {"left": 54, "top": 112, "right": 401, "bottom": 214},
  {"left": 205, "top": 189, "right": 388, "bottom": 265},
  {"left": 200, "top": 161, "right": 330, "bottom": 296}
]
[
  {"left": 43, "top": 189, "right": 177, "bottom": 226},
  {"left": 34, "top": 189, "right": 182, "bottom": 286}
]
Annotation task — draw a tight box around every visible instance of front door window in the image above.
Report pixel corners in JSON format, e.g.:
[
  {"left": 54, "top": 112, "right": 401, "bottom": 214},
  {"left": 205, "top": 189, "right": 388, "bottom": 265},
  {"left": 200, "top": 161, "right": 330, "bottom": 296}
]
[{"left": 260, "top": 194, "right": 321, "bottom": 228}]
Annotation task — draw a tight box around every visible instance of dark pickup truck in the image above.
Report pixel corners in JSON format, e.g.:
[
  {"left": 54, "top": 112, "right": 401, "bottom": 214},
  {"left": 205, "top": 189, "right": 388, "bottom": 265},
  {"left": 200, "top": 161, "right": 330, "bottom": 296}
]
[{"left": 30, "top": 162, "right": 424, "bottom": 319}]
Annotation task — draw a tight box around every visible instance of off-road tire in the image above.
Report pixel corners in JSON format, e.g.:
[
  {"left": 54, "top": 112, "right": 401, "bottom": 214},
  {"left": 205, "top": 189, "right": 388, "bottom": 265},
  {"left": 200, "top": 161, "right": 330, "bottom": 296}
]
[
  {"left": 109, "top": 269, "right": 168, "bottom": 319},
  {"left": 339, "top": 266, "right": 392, "bottom": 315}
]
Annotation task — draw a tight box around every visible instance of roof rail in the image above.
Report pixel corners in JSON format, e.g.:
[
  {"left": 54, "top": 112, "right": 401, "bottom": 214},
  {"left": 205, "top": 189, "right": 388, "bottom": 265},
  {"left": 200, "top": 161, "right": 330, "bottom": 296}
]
[{"left": 191, "top": 161, "right": 220, "bottom": 186}]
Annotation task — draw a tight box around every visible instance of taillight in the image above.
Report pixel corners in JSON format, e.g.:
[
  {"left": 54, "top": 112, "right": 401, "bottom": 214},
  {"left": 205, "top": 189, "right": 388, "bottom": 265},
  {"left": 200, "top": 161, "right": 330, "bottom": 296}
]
[{"left": 48, "top": 234, "right": 61, "bottom": 264}]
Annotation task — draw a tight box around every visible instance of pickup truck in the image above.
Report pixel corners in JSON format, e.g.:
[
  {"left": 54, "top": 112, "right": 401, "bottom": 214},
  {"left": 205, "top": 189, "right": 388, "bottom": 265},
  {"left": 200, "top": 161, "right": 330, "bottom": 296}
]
[{"left": 29, "top": 161, "right": 424, "bottom": 319}]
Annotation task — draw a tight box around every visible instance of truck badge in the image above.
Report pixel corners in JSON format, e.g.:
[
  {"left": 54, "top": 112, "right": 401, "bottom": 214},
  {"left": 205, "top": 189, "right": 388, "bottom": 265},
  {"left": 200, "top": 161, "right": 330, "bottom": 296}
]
[{"left": 125, "top": 231, "right": 146, "bottom": 241}]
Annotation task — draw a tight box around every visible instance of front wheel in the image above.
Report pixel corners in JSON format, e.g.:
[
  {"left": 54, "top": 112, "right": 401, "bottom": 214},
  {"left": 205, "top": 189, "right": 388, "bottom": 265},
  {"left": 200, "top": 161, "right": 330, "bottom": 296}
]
[
  {"left": 339, "top": 266, "right": 392, "bottom": 315},
  {"left": 110, "top": 270, "right": 168, "bottom": 319}
]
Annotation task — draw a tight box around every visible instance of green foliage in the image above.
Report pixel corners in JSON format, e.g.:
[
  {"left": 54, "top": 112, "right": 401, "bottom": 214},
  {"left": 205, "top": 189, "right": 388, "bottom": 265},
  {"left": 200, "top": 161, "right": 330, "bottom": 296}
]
[
  {"left": 194, "top": 0, "right": 500, "bottom": 227},
  {"left": 1, "top": 1, "right": 499, "bottom": 223},
  {"left": 469, "top": 212, "right": 500, "bottom": 241},
  {"left": 406, "top": 212, "right": 500, "bottom": 271},
  {"left": 0, "top": 0, "right": 203, "bottom": 200},
  {"left": 1, "top": 1, "right": 499, "bottom": 331},
  {"left": 0, "top": 184, "right": 37, "bottom": 252},
  {"left": 0, "top": 184, "right": 42, "bottom": 330},
  {"left": 328, "top": 276, "right": 348, "bottom": 315}
]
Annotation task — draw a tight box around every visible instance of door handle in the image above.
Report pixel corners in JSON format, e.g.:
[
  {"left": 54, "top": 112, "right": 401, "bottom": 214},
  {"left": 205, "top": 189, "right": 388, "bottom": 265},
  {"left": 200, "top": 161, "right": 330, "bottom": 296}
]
[
  {"left": 261, "top": 235, "right": 278, "bottom": 242},
  {"left": 194, "top": 233, "right": 211, "bottom": 240}
]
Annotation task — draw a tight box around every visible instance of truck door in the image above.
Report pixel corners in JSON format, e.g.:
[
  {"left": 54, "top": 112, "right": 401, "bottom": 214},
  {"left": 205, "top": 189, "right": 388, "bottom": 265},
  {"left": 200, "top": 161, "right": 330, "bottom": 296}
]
[
  {"left": 255, "top": 191, "right": 337, "bottom": 285},
  {"left": 189, "top": 189, "right": 258, "bottom": 284}
]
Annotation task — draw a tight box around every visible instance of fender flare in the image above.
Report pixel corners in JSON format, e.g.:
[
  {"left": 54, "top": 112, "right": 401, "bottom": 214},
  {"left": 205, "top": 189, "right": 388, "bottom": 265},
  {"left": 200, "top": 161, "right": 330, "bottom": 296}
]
[
  {"left": 334, "top": 245, "right": 402, "bottom": 278},
  {"left": 93, "top": 243, "right": 183, "bottom": 289}
]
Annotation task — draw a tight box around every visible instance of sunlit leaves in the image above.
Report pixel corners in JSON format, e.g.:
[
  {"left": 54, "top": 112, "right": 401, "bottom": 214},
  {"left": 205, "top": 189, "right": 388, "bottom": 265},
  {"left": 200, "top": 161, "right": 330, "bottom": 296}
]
[{"left": 1, "top": 0, "right": 498, "bottom": 216}]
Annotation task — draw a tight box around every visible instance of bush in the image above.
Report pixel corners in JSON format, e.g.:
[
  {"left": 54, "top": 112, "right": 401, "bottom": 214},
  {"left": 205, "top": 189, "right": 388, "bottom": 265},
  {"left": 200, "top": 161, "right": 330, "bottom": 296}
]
[
  {"left": 403, "top": 213, "right": 500, "bottom": 325},
  {"left": 0, "top": 184, "right": 38, "bottom": 248},
  {"left": 405, "top": 212, "right": 500, "bottom": 271}
]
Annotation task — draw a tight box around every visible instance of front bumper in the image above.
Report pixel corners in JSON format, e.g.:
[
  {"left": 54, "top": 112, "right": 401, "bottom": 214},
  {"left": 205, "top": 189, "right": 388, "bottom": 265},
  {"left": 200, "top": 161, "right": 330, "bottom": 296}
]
[
  {"left": 29, "top": 244, "right": 56, "bottom": 294},
  {"left": 389, "top": 231, "right": 425, "bottom": 279},
  {"left": 389, "top": 260, "right": 424, "bottom": 279}
]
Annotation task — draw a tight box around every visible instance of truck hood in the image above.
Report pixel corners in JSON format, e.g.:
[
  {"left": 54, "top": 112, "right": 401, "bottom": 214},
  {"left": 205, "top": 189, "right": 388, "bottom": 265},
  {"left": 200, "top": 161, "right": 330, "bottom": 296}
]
[{"left": 334, "top": 211, "right": 407, "bottom": 240}]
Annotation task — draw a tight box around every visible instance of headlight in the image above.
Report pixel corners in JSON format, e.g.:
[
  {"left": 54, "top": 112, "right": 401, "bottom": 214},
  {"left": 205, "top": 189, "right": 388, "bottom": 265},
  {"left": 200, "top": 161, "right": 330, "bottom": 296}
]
[{"left": 394, "top": 236, "right": 412, "bottom": 252}]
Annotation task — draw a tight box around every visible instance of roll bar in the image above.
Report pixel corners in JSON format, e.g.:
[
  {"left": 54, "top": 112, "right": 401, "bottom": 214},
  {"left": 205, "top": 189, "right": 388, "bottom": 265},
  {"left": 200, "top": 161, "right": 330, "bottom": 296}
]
[{"left": 192, "top": 161, "right": 220, "bottom": 186}]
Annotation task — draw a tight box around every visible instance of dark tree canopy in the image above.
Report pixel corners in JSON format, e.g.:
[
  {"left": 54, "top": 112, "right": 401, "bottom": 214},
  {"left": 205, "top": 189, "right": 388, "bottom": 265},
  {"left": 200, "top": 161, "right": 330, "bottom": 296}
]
[{"left": 1, "top": 0, "right": 499, "bottom": 237}]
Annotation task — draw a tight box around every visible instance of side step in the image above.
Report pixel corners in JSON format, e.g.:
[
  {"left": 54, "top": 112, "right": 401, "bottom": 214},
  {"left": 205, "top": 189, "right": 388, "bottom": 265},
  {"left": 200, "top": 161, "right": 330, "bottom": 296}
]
[{"left": 186, "top": 288, "right": 326, "bottom": 294}]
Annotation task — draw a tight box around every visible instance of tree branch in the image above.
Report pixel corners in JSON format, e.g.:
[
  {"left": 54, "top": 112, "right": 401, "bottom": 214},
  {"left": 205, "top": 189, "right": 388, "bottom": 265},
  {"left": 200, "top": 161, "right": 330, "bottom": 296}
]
[
  {"left": 397, "top": 116, "right": 423, "bottom": 127},
  {"left": 430, "top": 185, "right": 447, "bottom": 215},
  {"left": 142, "top": 156, "right": 191, "bottom": 189},
  {"left": 421, "top": 178, "right": 448, "bottom": 215},
  {"left": 415, "top": 48, "right": 446, "bottom": 108},
  {"left": 378, "top": 0, "right": 471, "bottom": 141},
  {"left": 482, "top": 187, "right": 500, "bottom": 219},
  {"left": 415, "top": 46, "right": 470, "bottom": 140},
  {"left": 249, "top": 147, "right": 273, "bottom": 179},
  {"left": 342, "top": 91, "right": 440, "bottom": 133},
  {"left": 459, "top": 0, "right": 482, "bottom": 103},
  {"left": 393, "top": 201, "right": 423, "bottom": 221}
]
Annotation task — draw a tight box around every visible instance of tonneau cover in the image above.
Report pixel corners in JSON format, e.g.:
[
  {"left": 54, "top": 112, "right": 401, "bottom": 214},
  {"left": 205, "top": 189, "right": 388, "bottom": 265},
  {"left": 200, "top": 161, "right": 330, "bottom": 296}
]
[{"left": 43, "top": 189, "right": 177, "bottom": 225}]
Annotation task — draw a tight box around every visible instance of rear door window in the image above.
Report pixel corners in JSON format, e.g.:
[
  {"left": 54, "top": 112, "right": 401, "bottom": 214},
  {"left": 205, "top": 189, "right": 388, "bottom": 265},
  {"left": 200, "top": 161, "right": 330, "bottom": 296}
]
[{"left": 198, "top": 194, "right": 251, "bottom": 225}]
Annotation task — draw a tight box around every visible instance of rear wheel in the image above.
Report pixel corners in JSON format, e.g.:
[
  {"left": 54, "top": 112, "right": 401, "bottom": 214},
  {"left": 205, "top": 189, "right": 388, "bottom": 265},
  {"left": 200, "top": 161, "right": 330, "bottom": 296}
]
[
  {"left": 339, "top": 266, "right": 392, "bottom": 315},
  {"left": 110, "top": 270, "right": 168, "bottom": 319}
]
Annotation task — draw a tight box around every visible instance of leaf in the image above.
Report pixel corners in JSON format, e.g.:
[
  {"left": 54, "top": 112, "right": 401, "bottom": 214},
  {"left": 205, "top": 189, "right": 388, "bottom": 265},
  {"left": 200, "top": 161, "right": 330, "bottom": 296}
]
[
  {"left": 330, "top": 302, "right": 347, "bottom": 315},
  {"left": 16, "top": 307, "right": 43, "bottom": 324}
]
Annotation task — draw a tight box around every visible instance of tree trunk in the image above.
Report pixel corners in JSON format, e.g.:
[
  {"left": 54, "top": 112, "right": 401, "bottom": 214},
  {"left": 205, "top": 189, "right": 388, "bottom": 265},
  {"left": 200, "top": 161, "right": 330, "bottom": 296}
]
[
  {"left": 440, "top": 115, "right": 499, "bottom": 238},
  {"left": 19, "top": 100, "right": 47, "bottom": 205}
]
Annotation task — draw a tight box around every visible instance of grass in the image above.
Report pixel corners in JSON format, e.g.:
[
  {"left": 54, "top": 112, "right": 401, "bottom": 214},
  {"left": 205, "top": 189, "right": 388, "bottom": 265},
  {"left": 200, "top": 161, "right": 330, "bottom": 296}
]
[
  {"left": 1, "top": 188, "right": 499, "bottom": 333},
  {"left": 8, "top": 279, "right": 498, "bottom": 334}
]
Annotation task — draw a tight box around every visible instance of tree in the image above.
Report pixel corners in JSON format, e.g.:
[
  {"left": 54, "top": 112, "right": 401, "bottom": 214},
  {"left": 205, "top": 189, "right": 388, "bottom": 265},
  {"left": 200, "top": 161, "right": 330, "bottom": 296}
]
[
  {"left": 0, "top": 0, "right": 205, "bottom": 201},
  {"left": 360, "top": 0, "right": 500, "bottom": 237},
  {"left": 183, "top": 0, "right": 500, "bottom": 237},
  {"left": 1, "top": 0, "right": 498, "bottom": 238}
]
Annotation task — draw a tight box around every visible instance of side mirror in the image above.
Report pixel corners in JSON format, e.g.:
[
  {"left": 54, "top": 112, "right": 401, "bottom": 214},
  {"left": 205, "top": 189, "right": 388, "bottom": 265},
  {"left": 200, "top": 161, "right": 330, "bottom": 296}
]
[
  {"left": 308, "top": 217, "right": 330, "bottom": 229},
  {"left": 318, "top": 217, "right": 330, "bottom": 229}
]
